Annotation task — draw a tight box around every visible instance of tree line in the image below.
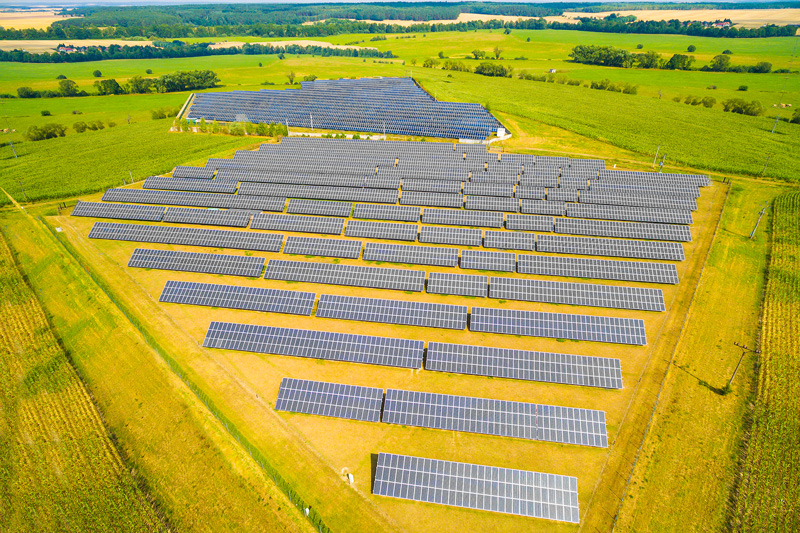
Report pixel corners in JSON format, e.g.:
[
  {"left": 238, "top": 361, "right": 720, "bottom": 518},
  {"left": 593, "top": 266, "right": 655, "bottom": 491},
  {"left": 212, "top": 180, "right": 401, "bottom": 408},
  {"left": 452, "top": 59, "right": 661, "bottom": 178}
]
[{"left": 569, "top": 45, "right": 774, "bottom": 73}]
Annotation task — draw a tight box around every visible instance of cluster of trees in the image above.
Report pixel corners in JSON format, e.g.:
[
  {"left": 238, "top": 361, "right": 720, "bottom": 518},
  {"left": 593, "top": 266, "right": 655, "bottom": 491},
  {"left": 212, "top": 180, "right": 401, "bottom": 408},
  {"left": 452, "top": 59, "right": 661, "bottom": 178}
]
[
  {"left": 25, "top": 123, "right": 67, "bottom": 141},
  {"left": 17, "top": 70, "right": 218, "bottom": 99},
  {"left": 675, "top": 95, "right": 717, "bottom": 108},
  {"left": 474, "top": 62, "right": 514, "bottom": 77},
  {"left": 18, "top": 79, "right": 88, "bottom": 98},
  {"left": 74, "top": 120, "right": 114, "bottom": 132},
  {"left": 589, "top": 78, "right": 638, "bottom": 94},
  {"left": 721, "top": 98, "right": 765, "bottom": 116},
  {"left": 570, "top": 45, "right": 773, "bottom": 72},
  {"left": 519, "top": 71, "right": 581, "bottom": 86},
  {"left": 551, "top": 17, "right": 798, "bottom": 38},
  {"left": 176, "top": 117, "right": 289, "bottom": 138}
]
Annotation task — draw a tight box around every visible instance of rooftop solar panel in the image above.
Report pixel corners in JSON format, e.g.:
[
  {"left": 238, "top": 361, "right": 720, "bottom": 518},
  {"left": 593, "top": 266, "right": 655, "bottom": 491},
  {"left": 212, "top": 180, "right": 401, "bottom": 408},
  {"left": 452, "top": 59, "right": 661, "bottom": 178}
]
[
  {"left": 159, "top": 280, "right": 314, "bottom": 315},
  {"left": 460, "top": 250, "right": 516, "bottom": 272},
  {"left": 363, "top": 242, "right": 459, "bottom": 267},
  {"left": 282, "top": 236, "right": 362, "bottom": 259},
  {"left": 128, "top": 248, "right": 265, "bottom": 277},
  {"left": 286, "top": 199, "right": 353, "bottom": 217},
  {"left": 353, "top": 203, "right": 421, "bottom": 223},
  {"left": 537, "top": 234, "right": 685, "bottom": 261},
  {"left": 89, "top": 222, "right": 284, "bottom": 252},
  {"left": 203, "top": 321, "right": 424, "bottom": 368},
  {"left": 275, "top": 378, "right": 384, "bottom": 422},
  {"left": 71, "top": 201, "right": 165, "bottom": 222},
  {"left": 316, "top": 294, "right": 468, "bottom": 330},
  {"left": 517, "top": 254, "right": 679, "bottom": 284},
  {"left": 427, "top": 272, "right": 489, "bottom": 297},
  {"left": 265, "top": 259, "right": 425, "bottom": 292},
  {"left": 345, "top": 220, "right": 419, "bottom": 241},
  {"left": 251, "top": 213, "right": 345, "bottom": 234}
]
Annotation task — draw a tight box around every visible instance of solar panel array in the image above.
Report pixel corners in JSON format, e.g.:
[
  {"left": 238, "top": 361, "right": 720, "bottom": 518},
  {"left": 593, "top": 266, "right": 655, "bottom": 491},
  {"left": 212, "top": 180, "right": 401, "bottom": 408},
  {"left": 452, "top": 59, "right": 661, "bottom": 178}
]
[
  {"left": 465, "top": 195, "right": 519, "bottom": 212},
  {"left": 316, "top": 294, "right": 468, "bottom": 330},
  {"left": 470, "top": 307, "right": 647, "bottom": 345},
  {"left": 239, "top": 182, "right": 399, "bottom": 204},
  {"left": 484, "top": 230, "right": 536, "bottom": 251},
  {"left": 286, "top": 199, "right": 353, "bottom": 217},
  {"left": 580, "top": 191, "right": 697, "bottom": 211},
  {"left": 464, "top": 182, "right": 514, "bottom": 197},
  {"left": 514, "top": 186, "right": 547, "bottom": 200},
  {"left": 565, "top": 203, "right": 692, "bottom": 225},
  {"left": 505, "top": 214, "right": 554, "bottom": 232},
  {"left": 373, "top": 453, "right": 580, "bottom": 523},
  {"left": 345, "top": 220, "right": 418, "bottom": 241},
  {"left": 89, "top": 222, "right": 284, "bottom": 252},
  {"left": 517, "top": 254, "right": 679, "bottom": 284},
  {"left": 426, "top": 342, "right": 622, "bottom": 389},
  {"left": 275, "top": 378, "right": 383, "bottom": 422},
  {"left": 282, "top": 236, "right": 362, "bottom": 259},
  {"left": 128, "top": 248, "right": 265, "bottom": 277},
  {"left": 353, "top": 203, "right": 420, "bottom": 222},
  {"left": 419, "top": 225, "right": 482, "bottom": 247},
  {"left": 203, "top": 321, "right": 424, "bottom": 368},
  {"left": 265, "top": 259, "right": 425, "bottom": 292},
  {"left": 159, "top": 280, "right": 315, "bottom": 315},
  {"left": 364, "top": 242, "right": 459, "bottom": 267},
  {"left": 421, "top": 208, "right": 504, "bottom": 228},
  {"left": 102, "top": 188, "right": 285, "bottom": 211},
  {"left": 72, "top": 201, "right": 165, "bottom": 222},
  {"left": 251, "top": 213, "right": 345, "bottom": 234},
  {"left": 382, "top": 389, "right": 608, "bottom": 447},
  {"left": 143, "top": 176, "right": 237, "bottom": 194},
  {"left": 172, "top": 165, "right": 215, "bottom": 179},
  {"left": 427, "top": 272, "right": 489, "bottom": 297},
  {"left": 460, "top": 250, "right": 516, "bottom": 272},
  {"left": 555, "top": 218, "right": 692, "bottom": 242},
  {"left": 403, "top": 179, "right": 462, "bottom": 194},
  {"left": 521, "top": 200, "right": 566, "bottom": 216},
  {"left": 537, "top": 235, "right": 685, "bottom": 261},
  {"left": 163, "top": 207, "right": 253, "bottom": 228},
  {"left": 401, "top": 191, "right": 464, "bottom": 208}
]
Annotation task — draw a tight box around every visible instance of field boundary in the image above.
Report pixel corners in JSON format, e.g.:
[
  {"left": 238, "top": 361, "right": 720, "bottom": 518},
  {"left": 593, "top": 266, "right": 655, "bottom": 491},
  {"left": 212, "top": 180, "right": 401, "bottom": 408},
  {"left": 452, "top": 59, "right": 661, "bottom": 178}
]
[{"left": 37, "top": 214, "right": 333, "bottom": 533}]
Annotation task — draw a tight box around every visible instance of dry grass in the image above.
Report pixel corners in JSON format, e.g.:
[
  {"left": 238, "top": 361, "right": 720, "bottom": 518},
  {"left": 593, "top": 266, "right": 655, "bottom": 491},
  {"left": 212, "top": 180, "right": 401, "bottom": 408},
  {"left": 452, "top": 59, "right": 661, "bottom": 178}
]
[
  {"left": 558, "top": 9, "right": 800, "bottom": 29},
  {"left": 0, "top": 39, "right": 153, "bottom": 53},
  {"left": 0, "top": 9, "right": 76, "bottom": 30},
  {"left": 209, "top": 39, "right": 376, "bottom": 50}
]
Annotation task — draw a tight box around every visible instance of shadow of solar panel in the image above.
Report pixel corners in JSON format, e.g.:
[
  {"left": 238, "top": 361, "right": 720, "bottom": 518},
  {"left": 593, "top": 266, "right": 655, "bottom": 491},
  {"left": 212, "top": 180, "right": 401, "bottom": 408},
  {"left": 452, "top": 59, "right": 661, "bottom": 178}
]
[
  {"left": 163, "top": 207, "right": 252, "bottom": 228},
  {"left": 88, "top": 222, "right": 284, "bottom": 252},
  {"left": 72, "top": 201, "right": 165, "bottom": 222},
  {"left": 484, "top": 230, "right": 536, "bottom": 251},
  {"left": 159, "top": 280, "right": 314, "bottom": 314},
  {"left": 402, "top": 179, "right": 462, "bottom": 194},
  {"left": 580, "top": 191, "right": 697, "bottom": 211},
  {"left": 520, "top": 200, "right": 566, "bottom": 216},
  {"left": 489, "top": 277, "right": 665, "bottom": 311},
  {"left": 546, "top": 189, "right": 579, "bottom": 202},
  {"left": 470, "top": 307, "right": 647, "bottom": 345},
  {"left": 251, "top": 213, "right": 345, "bottom": 234},
  {"left": 460, "top": 250, "right": 516, "bottom": 272},
  {"left": 203, "top": 321, "right": 424, "bottom": 368},
  {"left": 554, "top": 218, "right": 692, "bottom": 242},
  {"left": 463, "top": 183, "right": 514, "bottom": 197},
  {"left": 283, "top": 236, "right": 362, "bottom": 259},
  {"left": 275, "top": 378, "right": 383, "bottom": 422},
  {"left": 565, "top": 203, "right": 692, "bottom": 225},
  {"left": 316, "top": 294, "right": 467, "bottom": 330},
  {"left": 172, "top": 166, "right": 215, "bottom": 179},
  {"left": 427, "top": 272, "right": 488, "bottom": 297},
  {"left": 102, "top": 188, "right": 285, "bottom": 211},
  {"left": 537, "top": 235, "right": 685, "bottom": 261},
  {"left": 421, "top": 208, "right": 504, "bottom": 228},
  {"left": 419, "top": 226, "right": 482, "bottom": 247},
  {"left": 400, "top": 191, "right": 463, "bottom": 208},
  {"left": 517, "top": 254, "right": 679, "bottom": 284},
  {"left": 363, "top": 242, "right": 459, "bottom": 267},
  {"left": 129, "top": 248, "right": 265, "bottom": 277},
  {"left": 505, "top": 214, "right": 554, "bottom": 232},
  {"left": 239, "top": 183, "right": 398, "bottom": 204},
  {"left": 143, "top": 177, "right": 237, "bottom": 194},
  {"left": 426, "top": 342, "right": 622, "bottom": 389},
  {"left": 287, "top": 199, "right": 353, "bottom": 217},
  {"left": 382, "top": 389, "right": 608, "bottom": 447},
  {"left": 465, "top": 195, "right": 519, "bottom": 212},
  {"left": 345, "top": 220, "right": 418, "bottom": 241},
  {"left": 372, "top": 453, "right": 580, "bottom": 523},
  {"left": 265, "top": 259, "right": 425, "bottom": 292},
  {"left": 353, "top": 203, "right": 421, "bottom": 222}
]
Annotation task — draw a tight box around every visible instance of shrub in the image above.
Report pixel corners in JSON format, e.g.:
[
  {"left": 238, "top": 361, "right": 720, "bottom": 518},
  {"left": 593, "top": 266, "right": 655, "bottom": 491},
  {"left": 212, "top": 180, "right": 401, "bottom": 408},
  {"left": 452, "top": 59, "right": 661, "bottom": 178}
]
[
  {"left": 706, "top": 85, "right": 717, "bottom": 90},
  {"left": 40, "top": 110, "right": 51, "bottom": 116},
  {"left": 722, "top": 98, "right": 764, "bottom": 116},
  {"left": 438, "top": 51, "right": 445, "bottom": 58},
  {"left": 790, "top": 109, "right": 800, "bottom": 124},
  {"left": 636, "top": 43, "right": 644, "bottom": 49},
  {"left": 108, "top": 121, "right": 116, "bottom": 128},
  {"left": 87, "top": 120, "right": 105, "bottom": 131},
  {"left": 566, "top": 79, "right": 581, "bottom": 86},
  {"left": 303, "top": 74, "right": 317, "bottom": 81},
  {"left": 687, "top": 45, "right": 696, "bottom": 52},
  {"left": 353, "top": 133, "right": 361, "bottom": 139},
  {"left": 750, "top": 61, "right": 772, "bottom": 73},
  {"left": 26, "top": 123, "right": 67, "bottom": 141},
  {"left": 17, "top": 86, "right": 38, "bottom": 98},
  {"left": 56, "top": 74, "right": 66, "bottom": 79},
  {"left": 442, "top": 59, "right": 471, "bottom": 72},
  {"left": 684, "top": 95, "right": 695, "bottom": 105},
  {"left": 673, "top": 95, "right": 682, "bottom": 103},
  {"left": 146, "top": 69, "right": 153, "bottom": 74},
  {"left": 422, "top": 58, "right": 440, "bottom": 68},
  {"left": 701, "top": 96, "right": 716, "bottom": 108},
  {"left": 474, "top": 62, "right": 513, "bottom": 77},
  {"left": 73, "top": 121, "right": 88, "bottom": 133},
  {"left": 72, "top": 110, "right": 82, "bottom": 114},
  {"left": 722, "top": 49, "right": 732, "bottom": 54},
  {"left": 738, "top": 85, "right": 749, "bottom": 91},
  {"left": 258, "top": 62, "right": 262, "bottom": 67},
  {"left": 58, "top": 79, "right": 79, "bottom": 96},
  {"left": 526, "top": 37, "right": 530, "bottom": 42},
  {"left": 622, "top": 83, "right": 638, "bottom": 95},
  {"left": 92, "top": 70, "right": 102, "bottom": 78}
]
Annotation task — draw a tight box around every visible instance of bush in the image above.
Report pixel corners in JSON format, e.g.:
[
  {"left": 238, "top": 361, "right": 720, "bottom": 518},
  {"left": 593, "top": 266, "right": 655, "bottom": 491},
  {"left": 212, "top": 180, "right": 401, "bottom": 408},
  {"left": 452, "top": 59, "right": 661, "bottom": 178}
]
[
  {"left": 790, "top": 109, "right": 800, "bottom": 124},
  {"left": 566, "top": 79, "right": 581, "bottom": 86},
  {"left": 701, "top": 96, "right": 716, "bottom": 108},
  {"left": 87, "top": 120, "right": 105, "bottom": 131},
  {"left": 92, "top": 70, "right": 102, "bottom": 78},
  {"left": 56, "top": 74, "right": 66, "bottom": 79},
  {"left": 73, "top": 121, "right": 88, "bottom": 133},
  {"left": 622, "top": 83, "right": 638, "bottom": 95},
  {"left": 352, "top": 133, "right": 361, "bottom": 139},
  {"left": 722, "top": 98, "right": 764, "bottom": 116},
  {"left": 146, "top": 69, "right": 153, "bottom": 74},
  {"left": 438, "top": 51, "right": 445, "bottom": 58},
  {"left": 422, "top": 58, "right": 440, "bottom": 68},
  {"left": 722, "top": 49, "right": 732, "bottom": 54},
  {"left": 687, "top": 45, "right": 697, "bottom": 52},
  {"left": 303, "top": 74, "right": 317, "bottom": 81},
  {"left": 26, "top": 123, "right": 66, "bottom": 141},
  {"left": 738, "top": 85, "right": 748, "bottom": 91},
  {"left": 474, "top": 62, "right": 513, "bottom": 77},
  {"left": 636, "top": 43, "right": 644, "bottom": 49},
  {"left": 72, "top": 110, "right": 82, "bottom": 115},
  {"left": 108, "top": 121, "right": 116, "bottom": 128},
  {"left": 750, "top": 61, "right": 772, "bottom": 73},
  {"left": 706, "top": 85, "right": 717, "bottom": 90},
  {"left": 40, "top": 110, "right": 51, "bottom": 116},
  {"left": 673, "top": 95, "right": 682, "bottom": 103},
  {"left": 17, "top": 86, "right": 38, "bottom": 98},
  {"left": 151, "top": 107, "right": 178, "bottom": 120},
  {"left": 442, "top": 59, "right": 471, "bottom": 72}
]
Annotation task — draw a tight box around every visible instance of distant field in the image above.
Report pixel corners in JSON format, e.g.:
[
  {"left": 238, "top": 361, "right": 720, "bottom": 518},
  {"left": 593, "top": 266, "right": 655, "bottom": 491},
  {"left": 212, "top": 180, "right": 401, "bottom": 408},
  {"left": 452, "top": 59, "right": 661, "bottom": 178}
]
[
  {"left": 559, "top": 9, "right": 800, "bottom": 29},
  {"left": 0, "top": 9, "right": 76, "bottom": 30},
  {"left": 0, "top": 39, "right": 154, "bottom": 53}
]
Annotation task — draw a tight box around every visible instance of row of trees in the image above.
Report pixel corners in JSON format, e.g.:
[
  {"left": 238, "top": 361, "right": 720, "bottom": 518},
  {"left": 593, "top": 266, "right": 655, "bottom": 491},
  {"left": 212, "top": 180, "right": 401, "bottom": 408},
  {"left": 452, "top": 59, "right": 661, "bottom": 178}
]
[
  {"left": 17, "top": 70, "right": 219, "bottom": 99},
  {"left": 569, "top": 45, "right": 773, "bottom": 72}
]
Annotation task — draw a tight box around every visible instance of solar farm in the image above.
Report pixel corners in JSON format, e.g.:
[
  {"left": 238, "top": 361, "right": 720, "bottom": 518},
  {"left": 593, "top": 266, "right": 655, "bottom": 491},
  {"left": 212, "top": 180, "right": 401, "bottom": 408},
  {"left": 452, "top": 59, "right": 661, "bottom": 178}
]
[{"left": 63, "top": 134, "right": 718, "bottom": 530}]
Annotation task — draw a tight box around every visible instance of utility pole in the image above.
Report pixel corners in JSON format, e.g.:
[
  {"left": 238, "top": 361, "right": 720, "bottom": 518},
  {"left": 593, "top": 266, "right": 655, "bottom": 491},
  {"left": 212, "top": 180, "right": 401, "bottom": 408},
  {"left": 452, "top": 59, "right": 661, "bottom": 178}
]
[
  {"left": 750, "top": 202, "right": 768, "bottom": 239},
  {"left": 761, "top": 155, "right": 771, "bottom": 176},
  {"left": 652, "top": 145, "right": 660, "bottom": 168},
  {"left": 771, "top": 114, "right": 780, "bottom": 134},
  {"left": 128, "top": 169, "right": 133, "bottom": 184},
  {"left": 17, "top": 180, "right": 27, "bottom": 201},
  {"left": 729, "top": 342, "right": 761, "bottom": 389}
]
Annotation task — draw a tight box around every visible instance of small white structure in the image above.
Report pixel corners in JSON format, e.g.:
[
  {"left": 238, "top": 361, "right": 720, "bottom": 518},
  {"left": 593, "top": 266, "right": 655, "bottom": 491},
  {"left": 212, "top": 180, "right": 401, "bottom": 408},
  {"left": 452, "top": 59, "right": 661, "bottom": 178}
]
[
  {"left": 549, "top": 69, "right": 557, "bottom": 74},
  {"left": 347, "top": 473, "right": 354, "bottom": 484},
  {"left": 497, "top": 127, "right": 506, "bottom": 137}
]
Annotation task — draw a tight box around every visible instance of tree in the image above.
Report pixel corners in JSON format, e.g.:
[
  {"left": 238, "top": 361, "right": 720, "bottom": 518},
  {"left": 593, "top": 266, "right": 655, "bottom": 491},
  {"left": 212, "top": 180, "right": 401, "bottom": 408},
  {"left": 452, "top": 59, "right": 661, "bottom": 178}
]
[
  {"left": 722, "top": 98, "right": 764, "bottom": 116},
  {"left": 474, "top": 62, "right": 513, "bottom": 78},
  {"left": 287, "top": 71, "right": 296, "bottom": 84},
  {"left": 438, "top": 51, "right": 445, "bottom": 58},
  {"left": 410, "top": 58, "right": 417, "bottom": 66},
  {"left": 422, "top": 58, "right": 440, "bottom": 68},
  {"left": 146, "top": 68, "right": 153, "bottom": 74},
  {"left": 750, "top": 61, "right": 772, "bottom": 73},
  {"left": 58, "top": 79, "right": 79, "bottom": 96},
  {"left": 636, "top": 43, "right": 644, "bottom": 49},
  {"left": 17, "top": 86, "right": 38, "bottom": 98},
  {"left": 636, "top": 50, "right": 662, "bottom": 69},
  {"left": 709, "top": 54, "right": 731, "bottom": 72},
  {"left": 74, "top": 121, "right": 88, "bottom": 133},
  {"left": 94, "top": 78, "right": 124, "bottom": 95},
  {"left": 687, "top": 45, "right": 696, "bottom": 52},
  {"left": 790, "top": 108, "right": 800, "bottom": 124},
  {"left": 26, "top": 123, "right": 67, "bottom": 141},
  {"left": 125, "top": 76, "right": 154, "bottom": 94},
  {"left": 471, "top": 49, "right": 485, "bottom": 60},
  {"left": 722, "top": 49, "right": 733, "bottom": 55},
  {"left": 701, "top": 96, "right": 716, "bottom": 108},
  {"left": 92, "top": 69, "right": 102, "bottom": 77},
  {"left": 663, "top": 54, "right": 694, "bottom": 70},
  {"left": 303, "top": 74, "right": 317, "bottom": 81},
  {"left": 493, "top": 46, "right": 503, "bottom": 59},
  {"left": 56, "top": 74, "right": 66, "bottom": 79}
]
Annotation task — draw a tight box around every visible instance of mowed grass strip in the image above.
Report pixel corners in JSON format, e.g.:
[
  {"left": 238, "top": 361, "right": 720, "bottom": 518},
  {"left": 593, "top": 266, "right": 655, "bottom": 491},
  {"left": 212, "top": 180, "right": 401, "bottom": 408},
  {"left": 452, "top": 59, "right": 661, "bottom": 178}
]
[
  {"left": 0, "top": 208, "right": 312, "bottom": 532},
  {"left": 0, "top": 228, "right": 164, "bottom": 531},
  {"left": 733, "top": 190, "right": 800, "bottom": 531}
]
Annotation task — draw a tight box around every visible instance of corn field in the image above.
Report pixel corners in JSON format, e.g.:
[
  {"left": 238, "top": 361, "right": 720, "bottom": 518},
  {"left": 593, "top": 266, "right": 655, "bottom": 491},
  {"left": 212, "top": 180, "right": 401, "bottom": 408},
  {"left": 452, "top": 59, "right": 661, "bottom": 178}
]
[
  {"left": 0, "top": 232, "right": 164, "bottom": 531},
  {"left": 732, "top": 191, "right": 800, "bottom": 531}
]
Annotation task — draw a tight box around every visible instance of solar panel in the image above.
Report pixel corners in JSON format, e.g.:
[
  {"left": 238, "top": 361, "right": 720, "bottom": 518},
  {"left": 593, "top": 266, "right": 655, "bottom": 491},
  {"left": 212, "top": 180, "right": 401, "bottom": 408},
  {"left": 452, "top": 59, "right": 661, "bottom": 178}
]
[
  {"left": 402, "top": 179, "right": 462, "bottom": 194},
  {"left": 580, "top": 191, "right": 697, "bottom": 211},
  {"left": 400, "top": 191, "right": 463, "bottom": 208},
  {"left": 460, "top": 250, "right": 516, "bottom": 272},
  {"left": 102, "top": 188, "right": 285, "bottom": 211},
  {"left": 143, "top": 177, "right": 237, "bottom": 194},
  {"left": 489, "top": 277, "right": 665, "bottom": 311},
  {"left": 463, "top": 182, "right": 514, "bottom": 197},
  {"left": 520, "top": 200, "right": 566, "bottom": 216},
  {"left": 159, "top": 280, "right": 315, "bottom": 315},
  {"left": 555, "top": 218, "right": 692, "bottom": 242},
  {"left": 71, "top": 201, "right": 165, "bottom": 222},
  {"left": 89, "top": 222, "right": 284, "bottom": 252},
  {"left": 546, "top": 189, "right": 579, "bottom": 202},
  {"left": 421, "top": 208, "right": 504, "bottom": 228},
  {"left": 465, "top": 195, "right": 519, "bottom": 212},
  {"left": 517, "top": 254, "right": 679, "bottom": 284},
  {"left": 353, "top": 203, "right": 421, "bottom": 222},
  {"left": 163, "top": 207, "right": 253, "bottom": 228},
  {"left": 251, "top": 213, "right": 345, "bottom": 235},
  {"left": 286, "top": 199, "right": 353, "bottom": 217},
  {"left": 505, "top": 214, "right": 554, "bottom": 232},
  {"left": 589, "top": 182, "right": 700, "bottom": 198},
  {"left": 282, "top": 236, "right": 362, "bottom": 259},
  {"left": 565, "top": 203, "right": 692, "bottom": 225},
  {"left": 239, "top": 183, "right": 398, "bottom": 204},
  {"left": 470, "top": 307, "right": 647, "bottom": 345},
  {"left": 427, "top": 272, "right": 488, "bottom": 297},
  {"left": 172, "top": 166, "right": 215, "bottom": 179},
  {"left": 203, "top": 321, "right": 424, "bottom": 368},
  {"left": 316, "top": 294, "right": 468, "bottom": 330},
  {"left": 382, "top": 388, "right": 608, "bottom": 447},
  {"left": 265, "top": 259, "right": 425, "bottom": 292},
  {"left": 515, "top": 186, "right": 547, "bottom": 200},
  {"left": 537, "top": 235, "right": 685, "bottom": 261},
  {"left": 519, "top": 175, "right": 559, "bottom": 188},
  {"left": 426, "top": 342, "right": 623, "bottom": 389},
  {"left": 373, "top": 453, "right": 580, "bottom": 523},
  {"left": 128, "top": 248, "right": 265, "bottom": 277},
  {"left": 364, "top": 242, "right": 459, "bottom": 267},
  {"left": 419, "top": 225, "right": 482, "bottom": 247},
  {"left": 484, "top": 230, "right": 537, "bottom": 251},
  {"left": 275, "top": 378, "right": 383, "bottom": 422},
  {"left": 345, "top": 220, "right": 419, "bottom": 241}
]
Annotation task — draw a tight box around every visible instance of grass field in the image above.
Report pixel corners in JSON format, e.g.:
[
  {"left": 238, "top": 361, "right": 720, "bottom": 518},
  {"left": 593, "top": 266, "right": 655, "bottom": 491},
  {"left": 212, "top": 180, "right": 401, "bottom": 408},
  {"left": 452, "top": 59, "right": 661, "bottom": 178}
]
[
  {"left": 731, "top": 190, "right": 800, "bottom": 531},
  {"left": 0, "top": 227, "right": 163, "bottom": 531}
]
